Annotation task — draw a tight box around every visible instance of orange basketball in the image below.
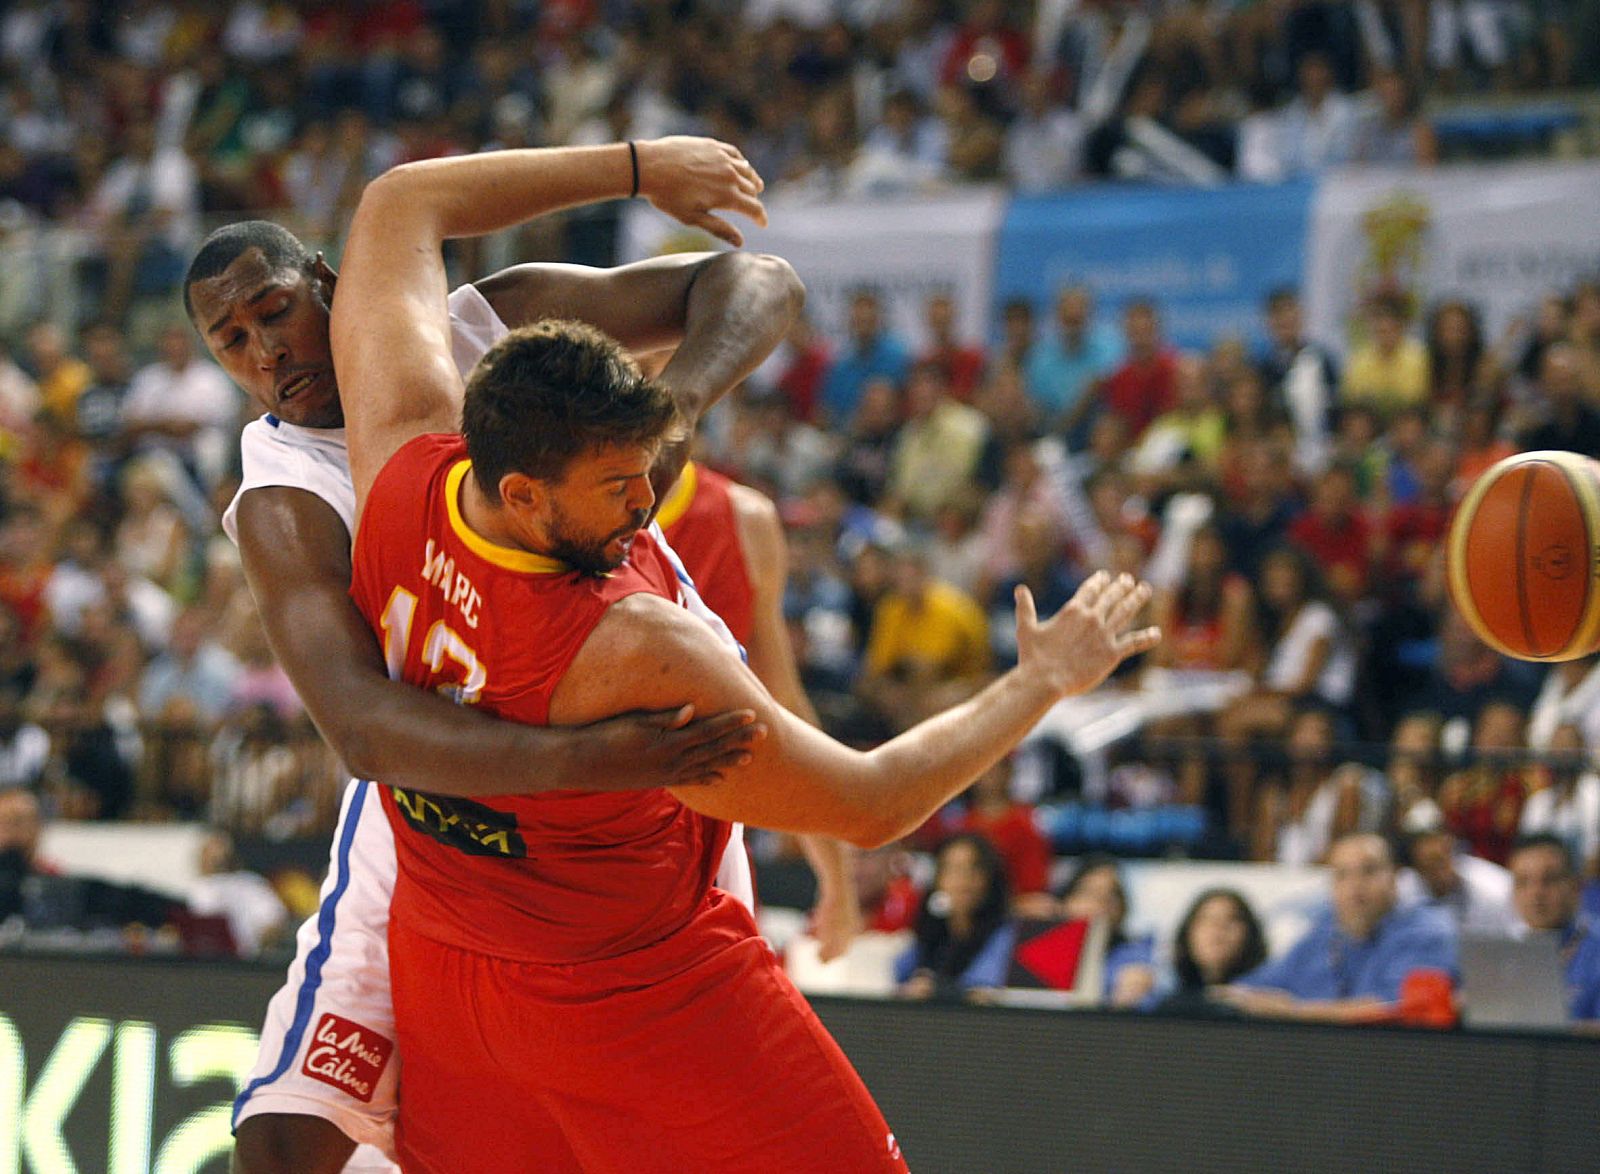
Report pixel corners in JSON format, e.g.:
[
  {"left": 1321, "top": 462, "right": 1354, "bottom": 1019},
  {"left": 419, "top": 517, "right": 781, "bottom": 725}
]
[{"left": 1448, "top": 450, "right": 1600, "bottom": 662}]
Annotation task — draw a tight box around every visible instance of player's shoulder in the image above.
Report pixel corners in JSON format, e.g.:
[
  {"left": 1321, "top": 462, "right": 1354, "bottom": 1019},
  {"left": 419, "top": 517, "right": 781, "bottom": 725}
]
[
  {"left": 592, "top": 590, "right": 724, "bottom": 666},
  {"left": 726, "top": 479, "right": 780, "bottom": 528}
]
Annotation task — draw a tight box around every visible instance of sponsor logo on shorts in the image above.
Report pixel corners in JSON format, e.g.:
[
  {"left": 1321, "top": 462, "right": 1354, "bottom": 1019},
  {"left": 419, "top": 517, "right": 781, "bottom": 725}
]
[
  {"left": 301, "top": 1014, "right": 393, "bottom": 1103},
  {"left": 390, "top": 787, "right": 527, "bottom": 858}
]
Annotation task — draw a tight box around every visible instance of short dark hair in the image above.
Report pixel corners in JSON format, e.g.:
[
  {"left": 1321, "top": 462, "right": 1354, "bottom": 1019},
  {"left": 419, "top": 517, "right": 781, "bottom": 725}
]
[
  {"left": 461, "top": 320, "right": 683, "bottom": 500},
  {"left": 1265, "top": 286, "right": 1299, "bottom": 312},
  {"left": 1172, "top": 888, "right": 1268, "bottom": 990},
  {"left": 183, "top": 220, "right": 313, "bottom": 319},
  {"left": 1509, "top": 833, "right": 1577, "bottom": 877}
]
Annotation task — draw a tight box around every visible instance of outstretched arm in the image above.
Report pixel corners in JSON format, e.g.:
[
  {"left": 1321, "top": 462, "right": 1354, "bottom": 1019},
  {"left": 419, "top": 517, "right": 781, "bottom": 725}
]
[
  {"left": 333, "top": 138, "right": 765, "bottom": 512},
  {"left": 551, "top": 572, "right": 1159, "bottom": 848}
]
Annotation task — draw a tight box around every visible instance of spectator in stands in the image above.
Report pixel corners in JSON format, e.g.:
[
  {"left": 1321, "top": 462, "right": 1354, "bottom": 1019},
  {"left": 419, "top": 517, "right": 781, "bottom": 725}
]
[
  {"left": 114, "top": 458, "right": 193, "bottom": 600},
  {"left": 896, "top": 832, "right": 1015, "bottom": 999},
  {"left": 1288, "top": 463, "right": 1371, "bottom": 604},
  {"left": 84, "top": 119, "right": 200, "bottom": 322},
  {"left": 1517, "top": 343, "right": 1600, "bottom": 457},
  {"left": 1218, "top": 545, "right": 1356, "bottom": 843},
  {"left": 1131, "top": 354, "right": 1227, "bottom": 493},
  {"left": 1144, "top": 522, "right": 1257, "bottom": 803},
  {"left": 886, "top": 360, "right": 989, "bottom": 523},
  {"left": 0, "top": 687, "right": 49, "bottom": 793},
  {"left": 1388, "top": 711, "right": 1446, "bottom": 828},
  {"left": 917, "top": 292, "right": 986, "bottom": 404},
  {"left": 1518, "top": 724, "right": 1600, "bottom": 878},
  {"left": 1507, "top": 834, "right": 1600, "bottom": 1022},
  {"left": 23, "top": 321, "right": 90, "bottom": 427},
  {"left": 1154, "top": 888, "right": 1269, "bottom": 1014},
  {"left": 774, "top": 313, "right": 833, "bottom": 426},
  {"left": 1058, "top": 853, "right": 1157, "bottom": 1008},
  {"left": 851, "top": 89, "right": 948, "bottom": 194},
  {"left": 138, "top": 606, "right": 240, "bottom": 724},
  {"left": 821, "top": 288, "right": 911, "bottom": 427},
  {"left": 1217, "top": 439, "right": 1298, "bottom": 579},
  {"left": 185, "top": 828, "right": 288, "bottom": 957},
  {"left": 75, "top": 321, "right": 132, "bottom": 473},
  {"left": 920, "top": 758, "right": 1054, "bottom": 913},
  {"left": 121, "top": 323, "right": 240, "bottom": 496},
  {"left": 0, "top": 787, "right": 56, "bottom": 922},
  {"left": 834, "top": 378, "right": 901, "bottom": 507},
  {"left": 1004, "top": 72, "right": 1084, "bottom": 194},
  {"left": 994, "top": 298, "right": 1037, "bottom": 380},
  {"left": 1527, "top": 655, "right": 1600, "bottom": 752},
  {"left": 858, "top": 542, "right": 990, "bottom": 731},
  {"left": 1453, "top": 394, "right": 1516, "bottom": 495},
  {"left": 1399, "top": 825, "right": 1521, "bottom": 936},
  {"left": 1425, "top": 300, "right": 1495, "bottom": 426},
  {"left": 1342, "top": 294, "right": 1431, "bottom": 421},
  {"left": 1218, "top": 833, "right": 1457, "bottom": 1021},
  {"left": 1265, "top": 707, "right": 1391, "bottom": 866},
  {"left": 1257, "top": 288, "right": 1337, "bottom": 473},
  {"left": 1351, "top": 69, "right": 1438, "bottom": 166},
  {"left": 1099, "top": 299, "right": 1179, "bottom": 441},
  {"left": 977, "top": 440, "right": 1070, "bottom": 599},
  {"left": 1439, "top": 701, "right": 1537, "bottom": 866},
  {"left": 1025, "top": 285, "right": 1123, "bottom": 443},
  {"left": 855, "top": 844, "right": 922, "bottom": 935},
  {"left": 1278, "top": 53, "right": 1356, "bottom": 175}
]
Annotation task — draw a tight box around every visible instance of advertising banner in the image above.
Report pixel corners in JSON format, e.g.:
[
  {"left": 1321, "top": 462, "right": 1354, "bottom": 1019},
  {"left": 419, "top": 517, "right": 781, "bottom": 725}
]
[
  {"left": 620, "top": 187, "right": 1007, "bottom": 355},
  {"left": 1304, "top": 161, "right": 1600, "bottom": 356},
  {"left": 992, "top": 180, "right": 1316, "bottom": 352}
]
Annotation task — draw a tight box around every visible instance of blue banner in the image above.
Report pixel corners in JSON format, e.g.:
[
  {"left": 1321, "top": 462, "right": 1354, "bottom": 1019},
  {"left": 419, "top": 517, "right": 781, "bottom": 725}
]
[{"left": 993, "top": 180, "right": 1316, "bottom": 352}]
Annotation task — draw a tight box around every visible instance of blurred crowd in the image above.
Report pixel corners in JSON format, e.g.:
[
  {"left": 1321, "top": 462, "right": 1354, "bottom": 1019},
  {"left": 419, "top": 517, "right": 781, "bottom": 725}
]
[{"left": 2, "top": 0, "right": 1597, "bottom": 330}]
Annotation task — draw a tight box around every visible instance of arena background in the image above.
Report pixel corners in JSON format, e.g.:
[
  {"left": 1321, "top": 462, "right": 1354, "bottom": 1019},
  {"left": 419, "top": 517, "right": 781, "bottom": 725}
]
[{"left": 3, "top": 1, "right": 1600, "bottom": 1170}]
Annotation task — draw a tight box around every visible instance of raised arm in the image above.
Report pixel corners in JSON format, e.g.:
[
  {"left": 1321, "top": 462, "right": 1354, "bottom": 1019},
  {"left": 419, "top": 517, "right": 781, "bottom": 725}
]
[
  {"left": 333, "top": 138, "right": 766, "bottom": 511},
  {"left": 551, "top": 572, "right": 1158, "bottom": 848},
  {"left": 236, "top": 486, "right": 759, "bottom": 796}
]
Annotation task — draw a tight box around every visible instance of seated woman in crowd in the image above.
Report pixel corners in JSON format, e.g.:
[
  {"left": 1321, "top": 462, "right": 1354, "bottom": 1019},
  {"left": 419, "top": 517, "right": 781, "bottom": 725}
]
[
  {"left": 1217, "top": 545, "right": 1356, "bottom": 850},
  {"left": 1152, "top": 887, "right": 1269, "bottom": 1014},
  {"left": 1144, "top": 522, "right": 1259, "bottom": 806},
  {"left": 1058, "top": 853, "right": 1157, "bottom": 1008},
  {"left": 896, "top": 833, "right": 1015, "bottom": 999}
]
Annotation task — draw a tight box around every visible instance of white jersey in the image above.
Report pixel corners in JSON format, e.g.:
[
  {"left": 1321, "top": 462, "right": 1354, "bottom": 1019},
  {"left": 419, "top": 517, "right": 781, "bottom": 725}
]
[{"left": 229, "top": 282, "right": 753, "bottom": 1166}]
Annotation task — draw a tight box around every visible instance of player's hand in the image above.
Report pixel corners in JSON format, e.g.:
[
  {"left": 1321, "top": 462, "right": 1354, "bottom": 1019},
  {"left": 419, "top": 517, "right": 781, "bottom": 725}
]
[
  {"left": 812, "top": 888, "right": 864, "bottom": 964},
  {"left": 636, "top": 137, "right": 768, "bottom": 248},
  {"left": 570, "top": 705, "right": 766, "bottom": 790},
  {"left": 1015, "top": 571, "right": 1160, "bottom": 699}
]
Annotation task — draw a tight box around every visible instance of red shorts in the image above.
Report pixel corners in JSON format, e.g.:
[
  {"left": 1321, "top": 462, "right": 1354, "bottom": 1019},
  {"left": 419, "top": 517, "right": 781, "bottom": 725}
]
[{"left": 389, "top": 891, "right": 910, "bottom": 1173}]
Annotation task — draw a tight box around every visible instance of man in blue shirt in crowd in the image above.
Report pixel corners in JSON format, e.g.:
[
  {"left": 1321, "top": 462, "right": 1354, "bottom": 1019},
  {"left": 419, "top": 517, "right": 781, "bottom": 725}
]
[
  {"left": 1508, "top": 833, "right": 1600, "bottom": 1022},
  {"left": 1215, "top": 832, "right": 1457, "bottom": 1023},
  {"left": 1024, "top": 285, "right": 1123, "bottom": 441},
  {"left": 822, "top": 288, "right": 911, "bottom": 426}
]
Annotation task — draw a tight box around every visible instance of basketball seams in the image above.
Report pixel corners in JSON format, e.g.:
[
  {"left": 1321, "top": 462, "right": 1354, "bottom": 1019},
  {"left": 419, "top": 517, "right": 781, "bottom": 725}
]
[{"left": 1514, "top": 463, "right": 1539, "bottom": 657}]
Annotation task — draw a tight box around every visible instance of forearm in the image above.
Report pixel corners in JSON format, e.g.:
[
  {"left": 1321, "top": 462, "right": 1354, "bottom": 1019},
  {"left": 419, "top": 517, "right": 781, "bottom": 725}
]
[
  {"left": 368, "top": 145, "right": 637, "bottom": 244},
  {"left": 862, "top": 669, "right": 1057, "bottom": 844},
  {"left": 654, "top": 252, "right": 803, "bottom": 421}
]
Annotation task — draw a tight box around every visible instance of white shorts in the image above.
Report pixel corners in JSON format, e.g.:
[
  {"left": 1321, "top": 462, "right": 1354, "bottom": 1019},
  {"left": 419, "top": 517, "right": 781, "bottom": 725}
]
[{"left": 234, "top": 779, "right": 755, "bottom": 1171}]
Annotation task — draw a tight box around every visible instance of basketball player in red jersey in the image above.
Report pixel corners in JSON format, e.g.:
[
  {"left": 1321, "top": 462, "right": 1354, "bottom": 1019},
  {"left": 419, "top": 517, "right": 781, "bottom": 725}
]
[
  {"left": 661, "top": 462, "right": 862, "bottom": 955},
  {"left": 334, "top": 139, "right": 1159, "bottom": 1171}
]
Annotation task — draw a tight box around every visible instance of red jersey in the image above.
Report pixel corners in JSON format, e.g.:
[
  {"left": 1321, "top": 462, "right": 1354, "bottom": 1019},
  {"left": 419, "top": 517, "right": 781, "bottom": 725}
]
[
  {"left": 658, "top": 463, "right": 755, "bottom": 647},
  {"left": 350, "top": 434, "right": 731, "bottom": 965}
]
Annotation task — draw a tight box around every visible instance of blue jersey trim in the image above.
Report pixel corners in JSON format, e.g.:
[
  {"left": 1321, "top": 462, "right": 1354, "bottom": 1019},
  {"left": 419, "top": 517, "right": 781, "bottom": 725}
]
[
  {"left": 264, "top": 414, "right": 280, "bottom": 428},
  {"left": 232, "top": 780, "right": 369, "bottom": 1128}
]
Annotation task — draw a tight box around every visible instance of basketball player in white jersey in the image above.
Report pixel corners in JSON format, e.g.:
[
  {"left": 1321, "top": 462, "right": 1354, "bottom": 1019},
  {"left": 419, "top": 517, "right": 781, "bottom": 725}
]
[{"left": 188, "top": 137, "right": 848, "bottom": 1173}]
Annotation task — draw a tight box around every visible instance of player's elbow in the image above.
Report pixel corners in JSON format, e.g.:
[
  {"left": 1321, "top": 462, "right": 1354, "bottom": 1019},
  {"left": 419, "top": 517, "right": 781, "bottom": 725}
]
[{"left": 713, "top": 251, "right": 805, "bottom": 320}]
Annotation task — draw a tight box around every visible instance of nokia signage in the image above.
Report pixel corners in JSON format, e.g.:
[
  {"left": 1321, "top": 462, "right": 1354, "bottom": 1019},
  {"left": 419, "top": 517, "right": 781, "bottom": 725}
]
[{"left": 0, "top": 953, "right": 280, "bottom": 1174}]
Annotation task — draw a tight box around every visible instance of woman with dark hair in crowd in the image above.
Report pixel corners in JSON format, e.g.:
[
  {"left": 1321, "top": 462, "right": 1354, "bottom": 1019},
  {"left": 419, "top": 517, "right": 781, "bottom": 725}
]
[
  {"left": 1058, "top": 853, "right": 1157, "bottom": 1007},
  {"left": 1154, "top": 887, "right": 1269, "bottom": 1013},
  {"left": 896, "top": 832, "right": 1015, "bottom": 999},
  {"left": 1144, "top": 522, "right": 1258, "bottom": 805},
  {"left": 1216, "top": 545, "right": 1356, "bottom": 849},
  {"left": 1425, "top": 299, "right": 1497, "bottom": 426}
]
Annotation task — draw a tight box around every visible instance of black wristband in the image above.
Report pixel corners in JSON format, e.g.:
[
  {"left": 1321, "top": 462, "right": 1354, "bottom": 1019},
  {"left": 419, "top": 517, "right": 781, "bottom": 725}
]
[{"left": 627, "top": 140, "right": 640, "bottom": 199}]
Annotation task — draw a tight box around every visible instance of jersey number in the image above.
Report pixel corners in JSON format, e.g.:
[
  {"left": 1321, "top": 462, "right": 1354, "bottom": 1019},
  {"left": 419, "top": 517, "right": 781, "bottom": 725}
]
[{"left": 379, "top": 586, "right": 487, "bottom": 704}]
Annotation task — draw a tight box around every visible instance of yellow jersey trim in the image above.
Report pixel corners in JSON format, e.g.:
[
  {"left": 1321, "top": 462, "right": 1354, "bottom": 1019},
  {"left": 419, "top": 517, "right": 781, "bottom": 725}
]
[
  {"left": 445, "top": 460, "right": 569, "bottom": 575},
  {"left": 653, "top": 461, "right": 698, "bottom": 531}
]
